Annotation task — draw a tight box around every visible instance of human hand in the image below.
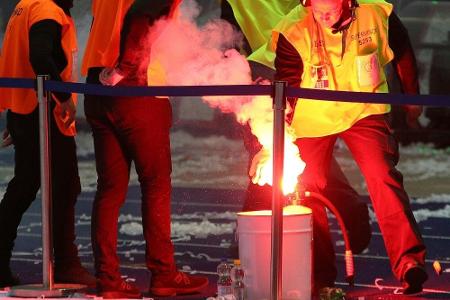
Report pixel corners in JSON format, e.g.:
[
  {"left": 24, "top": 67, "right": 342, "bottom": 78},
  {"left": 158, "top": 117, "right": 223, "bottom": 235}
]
[
  {"left": 2, "top": 129, "right": 12, "bottom": 147},
  {"left": 57, "top": 97, "right": 76, "bottom": 129},
  {"left": 99, "top": 67, "right": 124, "bottom": 86},
  {"left": 249, "top": 148, "right": 271, "bottom": 184},
  {"left": 252, "top": 76, "right": 271, "bottom": 85},
  {"left": 403, "top": 105, "right": 423, "bottom": 129}
]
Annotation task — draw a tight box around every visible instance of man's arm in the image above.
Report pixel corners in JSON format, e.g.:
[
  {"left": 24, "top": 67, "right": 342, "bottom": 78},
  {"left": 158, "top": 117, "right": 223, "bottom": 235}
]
[
  {"left": 388, "top": 12, "right": 422, "bottom": 127},
  {"left": 274, "top": 34, "right": 303, "bottom": 110},
  {"left": 274, "top": 34, "right": 303, "bottom": 87},
  {"left": 29, "top": 19, "right": 71, "bottom": 103},
  {"left": 389, "top": 12, "right": 419, "bottom": 95}
]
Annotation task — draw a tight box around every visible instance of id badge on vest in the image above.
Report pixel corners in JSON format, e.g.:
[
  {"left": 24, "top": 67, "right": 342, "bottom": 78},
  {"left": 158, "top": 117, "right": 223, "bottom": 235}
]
[
  {"left": 356, "top": 51, "right": 382, "bottom": 88},
  {"left": 310, "top": 64, "right": 329, "bottom": 89}
]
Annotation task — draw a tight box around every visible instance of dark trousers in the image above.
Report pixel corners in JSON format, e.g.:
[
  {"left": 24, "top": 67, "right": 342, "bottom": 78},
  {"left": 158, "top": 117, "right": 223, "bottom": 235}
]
[
  {"left": 85, "top": 68, "right": 175, "bottom": 282},
  {"left": 0, "top": 107, "right": 80, "bottom": 269},
  {"left": 297, "top": 114, "right": 426, "bottom": 280}
]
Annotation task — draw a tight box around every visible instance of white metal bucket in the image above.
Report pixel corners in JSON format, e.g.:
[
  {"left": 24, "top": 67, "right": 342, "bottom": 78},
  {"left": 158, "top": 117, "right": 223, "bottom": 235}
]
[{"left": 237, "top": 205, "right": 312, "bottom": 300}]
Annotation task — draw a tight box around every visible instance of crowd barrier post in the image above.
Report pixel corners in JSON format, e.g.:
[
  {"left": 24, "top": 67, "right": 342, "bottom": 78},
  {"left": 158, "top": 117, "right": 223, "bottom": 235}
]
[
  {"left": 9, "top": 75, "right": 82, "bottom": 298},
  {"left": 271, "top": 80, "right": 287, "bottom": 300},
  {"left": 37, "top": 75, "right": 54, "bottom": 289}
]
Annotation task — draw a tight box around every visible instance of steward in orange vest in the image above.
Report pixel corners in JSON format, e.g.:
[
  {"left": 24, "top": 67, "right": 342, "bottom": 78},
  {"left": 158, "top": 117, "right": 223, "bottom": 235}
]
[{"left": 0, "top": 0, "right": 96, "bottom": 288}]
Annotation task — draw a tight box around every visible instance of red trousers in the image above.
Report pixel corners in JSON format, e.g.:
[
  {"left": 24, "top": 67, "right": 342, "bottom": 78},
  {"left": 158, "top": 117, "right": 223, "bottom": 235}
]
[
  {"left": 297, "top": 114, "right": 426, "bottom": 280},
  {"left": 85, "top": 68, "right": 176, "bottom": 282}
]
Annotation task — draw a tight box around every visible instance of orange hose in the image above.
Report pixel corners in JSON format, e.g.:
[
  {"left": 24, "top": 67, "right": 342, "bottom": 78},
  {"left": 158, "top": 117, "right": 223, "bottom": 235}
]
[{"left": 302, "top": 191, "right": 355, "bottom": 285}]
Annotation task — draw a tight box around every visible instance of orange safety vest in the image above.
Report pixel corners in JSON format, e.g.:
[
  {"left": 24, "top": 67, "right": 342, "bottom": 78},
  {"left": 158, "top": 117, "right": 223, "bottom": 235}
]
[
  {"left": 0, "top": 0, "right": 78, "bottom": 136},
  {"left": 81, "top": 0, "right": 134, "bottom": 75},
  {"left": 82, "top": 0, "right": 183, "bottom": 83}
]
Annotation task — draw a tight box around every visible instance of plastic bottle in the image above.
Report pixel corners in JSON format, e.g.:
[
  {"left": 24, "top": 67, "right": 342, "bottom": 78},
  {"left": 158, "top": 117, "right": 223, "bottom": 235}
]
[
  {"left": 231, "top": 259, "right": 245, "bottom": 300},
  {"left": 217, "top": 259, "right": 233, "bottom": 297}
]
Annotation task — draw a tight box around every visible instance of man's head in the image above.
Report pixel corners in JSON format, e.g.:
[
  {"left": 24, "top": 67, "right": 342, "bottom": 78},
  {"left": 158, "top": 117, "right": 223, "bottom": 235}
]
[
  {"left": 310, "top": 0, "right": 344, "bottom": 29},
  {"left": 54, "top": 0, "right": 74, "bottom": 15}
]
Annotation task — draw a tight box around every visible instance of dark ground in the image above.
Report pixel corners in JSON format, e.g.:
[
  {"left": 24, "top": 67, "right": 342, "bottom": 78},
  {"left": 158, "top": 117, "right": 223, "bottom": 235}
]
[{"left": 0, "top": 186, "right": 449, "bottom": 299}]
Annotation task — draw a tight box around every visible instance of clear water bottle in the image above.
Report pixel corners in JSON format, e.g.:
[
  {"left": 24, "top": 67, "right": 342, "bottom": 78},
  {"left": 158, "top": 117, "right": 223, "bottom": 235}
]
[
  {"left": 231, "top": 259, "right": 245, "bottom": 300},
  {"left": 217, "top": 259, "right": 233, "bottom": 297}
]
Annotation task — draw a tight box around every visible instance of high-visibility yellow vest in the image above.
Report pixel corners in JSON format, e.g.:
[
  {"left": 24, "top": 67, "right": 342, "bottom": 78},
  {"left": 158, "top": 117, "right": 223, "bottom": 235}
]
[
  {"left": 81, "top": 0, "right": 134, "bottom": 76},
  {"left": 273, "top": 1, "right": 394, "bottom": 138},
  {"left": 0, "top": 0, "right": 78, "bottom": 136},
  {"left": 226, "top": 0, "right": 300, "bottom": 68}
]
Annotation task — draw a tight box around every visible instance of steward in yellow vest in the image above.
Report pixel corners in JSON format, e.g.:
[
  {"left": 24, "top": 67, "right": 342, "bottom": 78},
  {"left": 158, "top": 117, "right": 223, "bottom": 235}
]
[
  {"left": 222, "top": 1, "right": 373, "bottom": 293},
  {"left": 273, "top": 0, "right": 427, "bottom": 295},
  {"left": 273, "top": 0, "right": 421, "bottom": 138}
]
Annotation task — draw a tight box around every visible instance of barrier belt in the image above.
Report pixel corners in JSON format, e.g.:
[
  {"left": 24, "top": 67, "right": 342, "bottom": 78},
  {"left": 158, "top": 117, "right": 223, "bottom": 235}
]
[{"left": 0, "top": 77, "right": 449, "bottom": 106}]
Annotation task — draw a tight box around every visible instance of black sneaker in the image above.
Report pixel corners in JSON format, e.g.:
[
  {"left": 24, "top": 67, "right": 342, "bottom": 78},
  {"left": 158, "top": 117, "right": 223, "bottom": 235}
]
[
  {"left": 54, "top": 263, "right": 96, "bottom": 288},
  {"left": 402, "top": 263, "right": 428, "bottom": 295},
  {"left": 98, "top": 278, "right": 142, "bottom": 299},
  {"left": 0, "top": 269, "right": 20, "bottom": 288}
]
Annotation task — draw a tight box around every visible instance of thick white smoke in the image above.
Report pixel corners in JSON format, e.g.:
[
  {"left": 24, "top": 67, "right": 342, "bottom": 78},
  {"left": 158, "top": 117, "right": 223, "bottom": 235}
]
[
  {"left": 146, "top": 0, "right": 280, "bottom": 132},
  {"left": 145, "top": 0, "right": 303, "bottom": 192}
]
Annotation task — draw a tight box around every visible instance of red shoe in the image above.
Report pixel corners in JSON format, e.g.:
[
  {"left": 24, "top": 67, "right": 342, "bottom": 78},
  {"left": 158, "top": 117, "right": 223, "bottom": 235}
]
[
  {"left": 98, "top": 278, "right": 142, "bottom": 299},
  {"left": 54, "top": 263, "right": 96, "bottom": 288},
  {"left": 150, "top": 271, "right": 209, "bottom": 296}
]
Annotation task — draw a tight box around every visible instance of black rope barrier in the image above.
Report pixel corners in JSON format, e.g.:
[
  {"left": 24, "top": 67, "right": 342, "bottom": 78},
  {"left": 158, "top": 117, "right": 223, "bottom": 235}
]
[{"left": 1, "top": 77, "right": 449, "bottom": 106}]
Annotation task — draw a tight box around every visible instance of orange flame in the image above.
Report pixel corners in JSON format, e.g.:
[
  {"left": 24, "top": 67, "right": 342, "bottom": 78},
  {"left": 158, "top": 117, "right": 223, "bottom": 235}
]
[
  {"left": 237, "top": 96, "right": 305, "bottom": 195},
  {"left": 249, "top": 133, "right": 305, "bottom": 195}
]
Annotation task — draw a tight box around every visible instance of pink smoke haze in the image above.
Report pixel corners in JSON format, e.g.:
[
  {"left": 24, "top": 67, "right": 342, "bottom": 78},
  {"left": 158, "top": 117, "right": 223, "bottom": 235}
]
[{"left": 145, "top": 0, "right": 304, "bottom": 189}]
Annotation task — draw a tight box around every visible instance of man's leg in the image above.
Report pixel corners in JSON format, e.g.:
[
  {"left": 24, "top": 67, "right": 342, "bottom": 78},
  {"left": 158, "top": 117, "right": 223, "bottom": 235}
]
[
  {"left": 111, "top": 95, "right": 208, "bottom": 296},
  {"left": 114, "top": 96, "right": 176, "bottom": 274},
  {"left": 341, "top": 114, "right": 426, "bottom": 293},
  {"left": 322, "top": 157, "right": 372, "bottom": 254},
  {"left": 0, "top": 110, "right": 40, "bottom": 287},
  {"left": 89, "top": 115, "right": 131, "bottom": 278},
  {"left": 50, "top": 107, "right": 95, "bottom": 286},
  {"left": 83, "top": 68, "right": 142, "bottom": 298},
  {"left": 296, "top": 135, "right": 338, "bottom": 291}
]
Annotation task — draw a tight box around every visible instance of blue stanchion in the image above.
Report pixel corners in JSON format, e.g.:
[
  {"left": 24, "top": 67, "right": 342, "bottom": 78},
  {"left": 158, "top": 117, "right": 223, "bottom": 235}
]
[{"left": 1, "top": 77, "right": 449, "bottom": 106}]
